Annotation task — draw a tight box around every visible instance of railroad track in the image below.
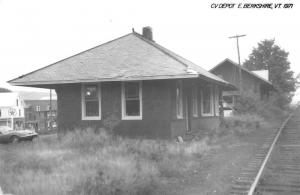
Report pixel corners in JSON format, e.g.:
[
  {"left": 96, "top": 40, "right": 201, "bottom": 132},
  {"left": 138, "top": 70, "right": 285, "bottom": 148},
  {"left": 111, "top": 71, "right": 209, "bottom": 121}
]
[{"left": 230, "top": 110, "right": 300, "bottom": 195}]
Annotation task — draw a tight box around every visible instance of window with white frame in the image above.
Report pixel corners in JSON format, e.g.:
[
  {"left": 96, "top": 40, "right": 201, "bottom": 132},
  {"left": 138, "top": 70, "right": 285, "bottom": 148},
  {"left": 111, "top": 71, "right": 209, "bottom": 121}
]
[
  {"left": 192, "top": 84, "right": 198, "bottom": 117},
  {"left": 201, "top": 85, "right": 214, "bottom": 116},
  {"left": 36, "top": 106, "right": 40, "bottom": 112},
  {"left": 81, "top": 83, "right": 101, "bottom": 120},
  {"left": 214, "top": 86, "right": 219, "bottom": 116},
  {"left": 121, "top": 81, "right": 142, "bottom": 120},
  {"left": 176, "top": 80, "right": 183, "bottom": 119}
]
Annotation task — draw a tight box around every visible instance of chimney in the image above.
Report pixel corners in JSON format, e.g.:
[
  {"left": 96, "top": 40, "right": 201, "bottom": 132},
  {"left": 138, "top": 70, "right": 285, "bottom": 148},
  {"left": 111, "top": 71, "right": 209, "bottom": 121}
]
[{"left": 142, "top": 26, "right": 153, "bottom": 41}]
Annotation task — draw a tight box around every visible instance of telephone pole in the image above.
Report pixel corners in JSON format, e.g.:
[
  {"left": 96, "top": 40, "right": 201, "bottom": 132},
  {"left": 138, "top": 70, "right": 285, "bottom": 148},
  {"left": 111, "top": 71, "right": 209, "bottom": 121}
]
[{"left": 229, "top": 34, "right": 246, "bottom": 91}]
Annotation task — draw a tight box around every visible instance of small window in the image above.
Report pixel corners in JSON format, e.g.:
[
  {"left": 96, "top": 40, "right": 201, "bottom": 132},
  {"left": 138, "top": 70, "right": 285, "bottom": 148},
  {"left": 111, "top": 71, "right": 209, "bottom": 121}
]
[
  {"left": 81, "top": 83, "right": 101, "bottom": 120},
  {"left": 16, "top": 99, "right": 18, "bottom": 106},
  {"left": 201, "top": 85, "right": 214, "bottom": 116},
  {"left": 176, "top": 80, "right": 183, "bottom": 119},
  {"left": 36, "top": 106, "right": 40, "bottom": 112},
  {"left": 192, "top": 85, "right": 198, "bottom": 117},
  {"left": 121, "top": 81, "right": 142, "bottom": 120}
]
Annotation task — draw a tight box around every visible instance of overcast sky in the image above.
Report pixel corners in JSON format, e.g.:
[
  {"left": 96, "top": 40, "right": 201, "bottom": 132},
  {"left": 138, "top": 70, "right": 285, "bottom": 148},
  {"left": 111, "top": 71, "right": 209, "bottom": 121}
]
[{"left": 0, "top": 0, "right": 299, "bottom": 101}]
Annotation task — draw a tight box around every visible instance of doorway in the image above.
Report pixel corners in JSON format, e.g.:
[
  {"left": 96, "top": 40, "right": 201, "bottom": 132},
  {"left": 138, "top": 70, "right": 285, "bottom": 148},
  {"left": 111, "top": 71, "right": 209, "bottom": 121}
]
[{"left": 185, "top": 92, "right": 192, "bottom": 132}]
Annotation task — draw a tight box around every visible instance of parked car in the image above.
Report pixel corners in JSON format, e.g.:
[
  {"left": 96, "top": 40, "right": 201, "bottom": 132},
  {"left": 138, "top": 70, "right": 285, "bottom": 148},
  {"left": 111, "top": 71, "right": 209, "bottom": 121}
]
[{"left": 0, "top": 126, "right": 38, "bottom": 144}]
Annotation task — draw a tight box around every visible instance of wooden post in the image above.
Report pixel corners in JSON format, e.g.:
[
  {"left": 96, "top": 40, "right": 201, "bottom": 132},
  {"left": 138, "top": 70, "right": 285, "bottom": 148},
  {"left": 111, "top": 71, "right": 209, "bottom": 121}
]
[
  {"left": 229, "top": 34, "right": 246, "bottom": 92},
  {"left": 49, "top": 89, "right": 52, "bottom": 130}
]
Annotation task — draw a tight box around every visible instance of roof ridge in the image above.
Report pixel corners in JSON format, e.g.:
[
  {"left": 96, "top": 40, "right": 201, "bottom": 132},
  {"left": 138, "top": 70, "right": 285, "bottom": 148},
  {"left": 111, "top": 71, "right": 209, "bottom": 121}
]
[
  {"left": 211, "top": 58, "right": 274, "bottom": 87},
  {"left": 133, "top": 33, "right": 234, "bottom": 84},
  {"left": 133, "top": 32, "right": 189, "bottom": 68},
  {"left": 8, "top": 32, "right": 134, "bottom": 83}
]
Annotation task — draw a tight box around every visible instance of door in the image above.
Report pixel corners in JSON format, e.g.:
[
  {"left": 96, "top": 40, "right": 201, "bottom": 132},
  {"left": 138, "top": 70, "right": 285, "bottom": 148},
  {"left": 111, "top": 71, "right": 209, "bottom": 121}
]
[{"left": 185, "top": 92, "right": 192, "bottom": 132}]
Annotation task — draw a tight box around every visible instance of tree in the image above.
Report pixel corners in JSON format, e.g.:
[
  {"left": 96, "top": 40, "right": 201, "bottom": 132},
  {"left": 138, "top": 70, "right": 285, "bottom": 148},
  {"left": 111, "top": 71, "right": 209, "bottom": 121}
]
[
  {"left": 0, "top": 87, "right": 11, "bottom": 93},
  {"left": 243, "top": 39, "right": 297, "bottom": 107}
]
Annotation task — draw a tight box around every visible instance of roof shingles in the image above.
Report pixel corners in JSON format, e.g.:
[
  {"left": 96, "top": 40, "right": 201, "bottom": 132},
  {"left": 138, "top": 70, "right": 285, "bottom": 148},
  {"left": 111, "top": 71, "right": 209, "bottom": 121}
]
[{"left": 9, "top": 32, "right": 234, "bottom": 89}]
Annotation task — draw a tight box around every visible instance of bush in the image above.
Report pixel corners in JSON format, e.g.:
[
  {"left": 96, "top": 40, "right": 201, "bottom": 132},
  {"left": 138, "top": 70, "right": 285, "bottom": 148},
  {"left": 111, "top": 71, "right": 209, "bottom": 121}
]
[
  {"left": 221, "top": 114, "right": 264, "bottom": 135},
  {"left": 234, "top": 91, "right": 287, "bottom": 121}
]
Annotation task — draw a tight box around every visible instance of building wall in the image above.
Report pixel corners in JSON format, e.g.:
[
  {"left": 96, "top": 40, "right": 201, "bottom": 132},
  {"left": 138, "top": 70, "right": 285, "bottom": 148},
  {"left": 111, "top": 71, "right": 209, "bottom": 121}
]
[
  {"left": 24, "top": 100, "right": 58, "bottom": 131},
  {"left": 0, "top": 94, "right": 25, "bottom": 128},
  {"left": 0, "top": 107, "right": 24, "bottom": 119},
  {"left": 211, "top": 61, "right": 269, "bottom": 99},
  {"left": 55, "top": 80, "right": 172, "bottom": 138},
  {"left": 169, "top": 79, "right": 221, "bottom": 139},
  {"left": 55, "top": 79, "right": 222, "bottom": 139}
]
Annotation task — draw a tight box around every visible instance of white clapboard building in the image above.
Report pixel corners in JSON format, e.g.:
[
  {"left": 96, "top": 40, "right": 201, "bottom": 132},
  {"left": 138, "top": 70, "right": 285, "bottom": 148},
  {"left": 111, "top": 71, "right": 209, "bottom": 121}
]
[{"left": 0, "top": 92, "right": 25, "bottom": 129}]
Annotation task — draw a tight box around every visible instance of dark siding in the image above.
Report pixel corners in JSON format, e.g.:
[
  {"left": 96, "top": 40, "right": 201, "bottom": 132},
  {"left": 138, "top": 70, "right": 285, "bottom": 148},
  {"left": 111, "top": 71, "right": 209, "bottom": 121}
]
[
  {"left": 55, "top": 80, "right": 172, "bottom": 138},
  {"left": 115, "top": 80, "right": 172, "bottom": 138},
  {"left": 56, "top": 84, "right": 82, "bottom": 130},
  {"left": 55, "top": 79, "right": 221, "bottom": 139},
  {"left": 170, "top": 79, "right": 221, "bottom": 138}
]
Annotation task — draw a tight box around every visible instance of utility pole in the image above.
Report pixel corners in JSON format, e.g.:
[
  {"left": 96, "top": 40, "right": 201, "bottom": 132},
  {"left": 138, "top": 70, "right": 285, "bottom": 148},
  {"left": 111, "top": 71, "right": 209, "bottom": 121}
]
[{"left": 229, "top": 34, "right": 246, "bottom": 91}]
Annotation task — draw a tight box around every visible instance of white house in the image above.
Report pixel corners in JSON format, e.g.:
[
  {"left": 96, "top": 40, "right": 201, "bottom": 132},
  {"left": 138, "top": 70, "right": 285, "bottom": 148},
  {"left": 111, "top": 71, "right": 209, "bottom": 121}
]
[{"left": 0, "top": 92, "right": 26, "bottom": 129}]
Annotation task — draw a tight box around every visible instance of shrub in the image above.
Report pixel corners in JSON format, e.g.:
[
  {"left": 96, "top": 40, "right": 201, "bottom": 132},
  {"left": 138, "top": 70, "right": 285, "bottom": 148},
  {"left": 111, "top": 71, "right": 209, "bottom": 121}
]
[
  {"left": 234, "top": 91, "right": 287, "bottom": 121},
  {"left": 221, "top": 114, "right": 264, "bottom": 135}
]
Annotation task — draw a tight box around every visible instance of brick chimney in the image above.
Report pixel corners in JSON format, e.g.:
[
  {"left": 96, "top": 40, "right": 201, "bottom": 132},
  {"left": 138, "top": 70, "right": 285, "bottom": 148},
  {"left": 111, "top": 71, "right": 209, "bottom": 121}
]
[{"left": 142, "top": 26, "right": 153, "bottom": 41}]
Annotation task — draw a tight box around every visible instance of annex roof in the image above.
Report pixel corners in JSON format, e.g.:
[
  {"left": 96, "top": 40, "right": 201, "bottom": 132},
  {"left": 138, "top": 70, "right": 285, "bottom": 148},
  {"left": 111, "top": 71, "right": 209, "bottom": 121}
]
[
  {"left": 8, "top": 32, "right": 234, "bottom": 89},
  {"left": 210, "top": 58, "right": 275, "bottom": 89}
]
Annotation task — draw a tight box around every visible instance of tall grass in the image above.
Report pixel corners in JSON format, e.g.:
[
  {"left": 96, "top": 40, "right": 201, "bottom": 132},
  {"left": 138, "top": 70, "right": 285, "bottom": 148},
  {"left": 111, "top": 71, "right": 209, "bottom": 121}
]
[{"left": 0, "top": 129, "right": 210, "bottom": 195}]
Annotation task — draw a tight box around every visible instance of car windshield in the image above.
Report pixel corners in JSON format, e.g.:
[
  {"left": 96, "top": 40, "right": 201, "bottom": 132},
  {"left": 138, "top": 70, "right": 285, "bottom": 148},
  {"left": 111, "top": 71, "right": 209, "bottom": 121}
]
[{"left": 0, "top": 126, "right": 13, "bottom": 133}]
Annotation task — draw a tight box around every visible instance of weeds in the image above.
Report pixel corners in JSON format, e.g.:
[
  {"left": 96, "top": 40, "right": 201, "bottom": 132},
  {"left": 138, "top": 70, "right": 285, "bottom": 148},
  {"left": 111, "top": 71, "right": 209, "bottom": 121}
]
[{"left": 0, "top": 129, "right": 210, "bottom": 195}]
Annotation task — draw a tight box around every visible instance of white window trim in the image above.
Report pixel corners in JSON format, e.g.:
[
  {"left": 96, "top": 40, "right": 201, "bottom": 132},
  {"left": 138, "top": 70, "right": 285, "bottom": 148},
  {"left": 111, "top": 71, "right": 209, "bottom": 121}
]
[
  {"left": 214, "top": 86, "right": 220, "bottom": 116},
  {"left": 192, "top": 85, "right": 198, "bottom": 117},
  {"left": 176, "top": 80, "right": 183, "bottom": 119},
  {"left": 81, "top": 83, "right": 101, "bottom": 120},
  {"left": 121, "top": 81, "right": 143, "bottom": 120},
  {"left": 201, "top": 85, "right": 214, "bottom": 117}
]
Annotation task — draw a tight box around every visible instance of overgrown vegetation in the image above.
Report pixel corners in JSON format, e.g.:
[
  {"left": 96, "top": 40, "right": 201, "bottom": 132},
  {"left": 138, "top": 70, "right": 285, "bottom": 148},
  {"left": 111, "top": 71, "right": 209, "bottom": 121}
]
[
  {"left": 220, "top": 90, "right": 288, "bottom": 136},
  {"left": 243, "top": 39, "right": 297, "bottom": 108},
  {"left": 220, "top": 114, "right": 264, "bottom": 136},
  {"left": 234, "top": 91, "right": 287, "bottom": 121},
  {"left": 0, "top": 129, "right": 211, "bottom": 195}
]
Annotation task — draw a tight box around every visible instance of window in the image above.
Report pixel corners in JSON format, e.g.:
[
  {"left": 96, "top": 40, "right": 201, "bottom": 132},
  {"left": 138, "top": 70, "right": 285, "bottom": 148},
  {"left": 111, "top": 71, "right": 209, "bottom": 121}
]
[
  {"left": 121, "top": 81, "right": 142, "bottom": 120},
  {"left": 192, "top": 85, "right": 198, "bottom": 117},
  {"left": 0, "top": 109, "right": 1, "bottom": 117},
  {"left": 176, "top": 80, "right": 183, "bottom": 119},
  {"left": 36, "top": 106, "right": 40, "bottom": 112},
  {"left": 81, "top": 83, "right": 101, "bottom": 120},
  {"left": 16, "top": 99, "right": 18, "bottom": 106},
  {"left": 214, "top": 86, "right": 219, "bottom": 116},
  {"left": 201, "top": 85, "right": 214, "bottom": 116},
  {"left": 223, "top": 95, "right": 233, "bottom": 104}
]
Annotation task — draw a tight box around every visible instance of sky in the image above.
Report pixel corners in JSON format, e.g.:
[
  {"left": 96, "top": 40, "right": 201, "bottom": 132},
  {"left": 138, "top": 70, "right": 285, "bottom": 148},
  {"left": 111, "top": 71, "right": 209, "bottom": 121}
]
[{"left": 0, "top": 0, "right": 299, "bottom": 101}]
